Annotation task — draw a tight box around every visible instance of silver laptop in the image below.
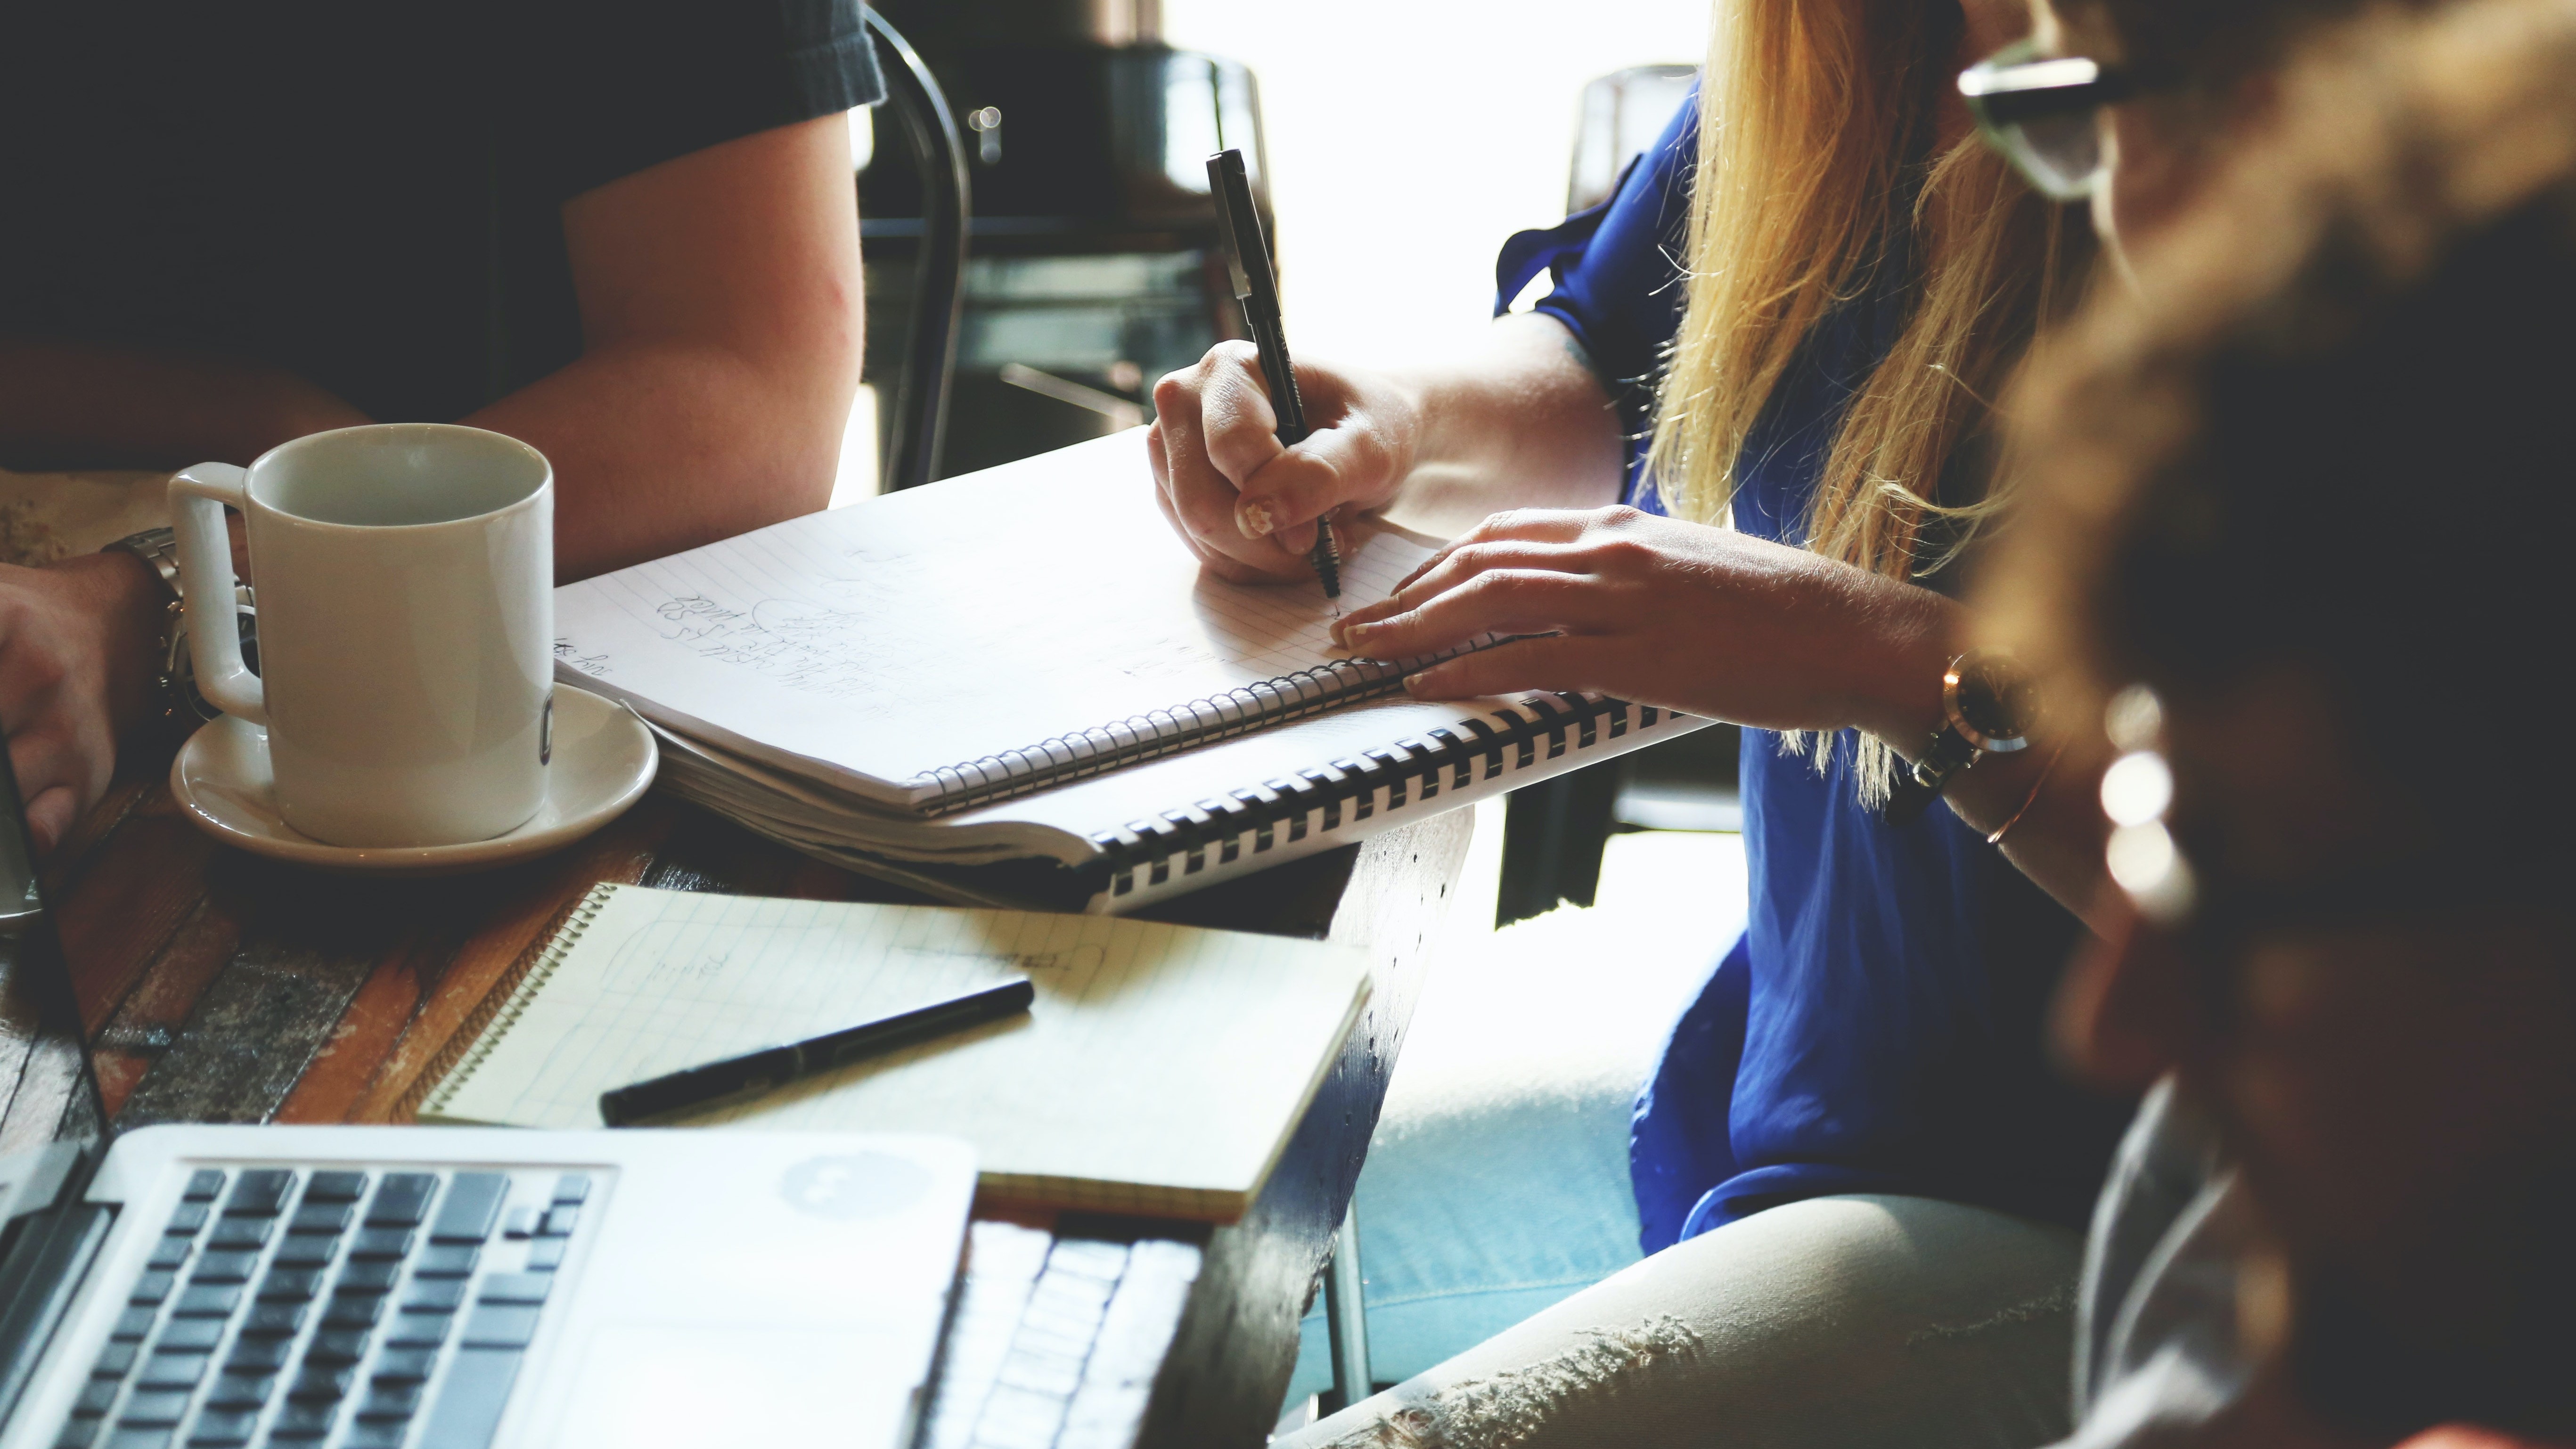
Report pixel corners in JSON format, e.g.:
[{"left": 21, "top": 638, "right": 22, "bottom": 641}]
[{"left": 0, "top": 754, "right": 978, "bottom": 1449}]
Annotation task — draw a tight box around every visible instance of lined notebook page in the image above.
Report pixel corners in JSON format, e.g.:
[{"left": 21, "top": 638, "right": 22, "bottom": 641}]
[
  {"left": 422, "top": 886, "right": 1371, "bottom": 1219},
  {"left": 552, "top": 430, "right": 1446, "bottom": 809}
]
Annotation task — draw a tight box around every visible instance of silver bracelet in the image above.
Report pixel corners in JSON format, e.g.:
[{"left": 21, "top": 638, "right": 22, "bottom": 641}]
[
  {"left": 102, "top": 526, "right": 183, "bottom": 598},
  {"left": 102, "top": 527, "right": 255, "bottom": 735}
]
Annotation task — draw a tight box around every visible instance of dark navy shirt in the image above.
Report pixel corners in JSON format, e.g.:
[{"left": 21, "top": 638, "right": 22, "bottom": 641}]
[
  {"left": 0, "top": 1, "right": 883, "bottom": 428},
  {"left": 1498, "top": 98, "right": 2125, "bottom": 1249}
]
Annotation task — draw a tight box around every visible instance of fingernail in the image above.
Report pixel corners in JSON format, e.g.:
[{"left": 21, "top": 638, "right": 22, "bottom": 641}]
[
  {"left": 1403, "top": 672, "right": 1430, "bottom": 694},
  {"left": 1238, "top": 498, "right": 1275, "bottom": 537}
]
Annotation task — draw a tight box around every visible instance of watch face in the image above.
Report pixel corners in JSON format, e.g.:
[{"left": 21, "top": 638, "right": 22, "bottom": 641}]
[{"left": 1949, "top": 650, "right": 2037, "bottom": 748}]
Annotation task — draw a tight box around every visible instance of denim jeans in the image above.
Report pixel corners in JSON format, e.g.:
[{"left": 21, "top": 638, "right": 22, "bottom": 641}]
[{"left": 1277, "top": 1194, "right": 2084, "bottom": 1449}]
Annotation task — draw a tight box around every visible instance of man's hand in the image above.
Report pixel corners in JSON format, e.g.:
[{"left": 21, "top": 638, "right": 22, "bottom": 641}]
[
  {"left": 1146, "top": 345, "right": 1423, "bottom": 583},
  {"left": 1328, "top": 505, "right": 1953, "bottom": 739},
  {"left": 0, "top": 553, "right": 163, "bottom": 855}
]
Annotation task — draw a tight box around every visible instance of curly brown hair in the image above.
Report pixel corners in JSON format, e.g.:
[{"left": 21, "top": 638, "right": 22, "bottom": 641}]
[
  {"left": 1985, "top": 0, "right": 2576, "bottom": 827},
  {"left": 2048, "top": 0, "right": 2419, "bottom": 80}
]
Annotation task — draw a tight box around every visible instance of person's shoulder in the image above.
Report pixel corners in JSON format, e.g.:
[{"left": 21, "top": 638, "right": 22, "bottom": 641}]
[{"left": 523, "top": 0, "right": 880, "bottom": 203}]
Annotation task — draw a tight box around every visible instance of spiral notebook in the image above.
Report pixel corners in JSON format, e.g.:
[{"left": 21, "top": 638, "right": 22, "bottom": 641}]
[
  {"left": 553, "top": 431, "right": 1706, "bottom": 911},
  {"left": 416, "top": 884, "right": 1372, "bottom": 1221}
]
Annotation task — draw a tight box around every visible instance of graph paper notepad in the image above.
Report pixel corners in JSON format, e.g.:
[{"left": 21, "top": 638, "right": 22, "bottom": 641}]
[
  {"left": 418, "top": 884, "right": 1371, "bottom": 1221},
  {"left": 551, "top": 431, "right": 1706, "bottom": 912}
]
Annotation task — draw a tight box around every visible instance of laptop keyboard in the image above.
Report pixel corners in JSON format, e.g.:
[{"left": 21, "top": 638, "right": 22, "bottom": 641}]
[
  {"left": 59, "top": 1165, "right": 592, "bottom": 1449},
  {"left": 920, "top": 1223, "right": 1203, "bottom": 1449}
]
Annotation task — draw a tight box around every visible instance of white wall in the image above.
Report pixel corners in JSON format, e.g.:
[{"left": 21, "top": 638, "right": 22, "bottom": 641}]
[{"left": 1159, "top": 0, "right": 1709, "bottom": 365}]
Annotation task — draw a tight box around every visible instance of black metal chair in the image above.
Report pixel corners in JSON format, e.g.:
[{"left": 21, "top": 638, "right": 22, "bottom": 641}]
[{"left": 864, "top": 12, "right": 971, "bottom": 492}]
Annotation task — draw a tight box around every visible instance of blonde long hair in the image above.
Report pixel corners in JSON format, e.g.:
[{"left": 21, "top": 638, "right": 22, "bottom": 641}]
[{"left": 1646, "top": 0, "right": 2083, "bottom": 803}]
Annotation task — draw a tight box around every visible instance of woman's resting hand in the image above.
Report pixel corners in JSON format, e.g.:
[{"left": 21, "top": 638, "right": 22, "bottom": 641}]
[
  {"left": 1146, "top": 342, "right": 1423, "bottom": 583},
  {"left": 1329, "top": 505, "right": 1954, "bottom": 741}
]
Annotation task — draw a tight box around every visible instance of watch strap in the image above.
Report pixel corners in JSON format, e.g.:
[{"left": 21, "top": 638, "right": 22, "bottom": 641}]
[
  {"left": 104, "top": 527, "right": 183, "bottom": 599},
  {"left": 1884, "top": 728, "right": 1980, "bottom": 826}
]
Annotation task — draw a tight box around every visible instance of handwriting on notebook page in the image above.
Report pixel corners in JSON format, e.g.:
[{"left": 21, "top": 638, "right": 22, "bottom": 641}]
[
  {"left": 598, "top": 525, "right": 1425, "bottom": 705},
  {"left": 549, "top": 431, "right": 1451, "bottom": 786}
]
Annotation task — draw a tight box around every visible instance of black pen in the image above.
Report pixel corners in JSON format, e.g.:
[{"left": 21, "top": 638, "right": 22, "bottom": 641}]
[
  {"left": 597, "top": 977, "right": 1035, "bottom": 1126},
  {"left": 1207, "top": 147, "right": 1341, "bottom": 599}
]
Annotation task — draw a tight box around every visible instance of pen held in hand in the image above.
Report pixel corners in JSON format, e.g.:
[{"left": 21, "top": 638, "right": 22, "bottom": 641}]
[
  {"left": 1310, "top": 515, "right": 1341, "bottom": 603},
  {"left": 597, "top": 977, "right": 1036, "bottom": 1126},
  {"left": 1208, "top": 146, "right": 1340, "bottom": 601}
]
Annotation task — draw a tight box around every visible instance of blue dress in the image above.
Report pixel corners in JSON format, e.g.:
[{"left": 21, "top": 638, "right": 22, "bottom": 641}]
[{"left": 1496, "top": 98, "right": 2126, "bottom": 1252}]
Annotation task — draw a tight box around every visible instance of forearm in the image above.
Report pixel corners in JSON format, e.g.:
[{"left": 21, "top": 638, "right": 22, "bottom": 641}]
[
  {"left": 0, "top": 339, "right": 370, "bottom": 471},
  {"left": 1940, "top": 734, "right": 2115, "bottom": 929},
  {"left": 1381, "top": 312, "right": 1626, "bottom": 534},
  {"left": 465, "top": 341, "right": 852, "bottom": 581},
  {"left": 1850, "top": 595, "right": 2116, "bottom": 929}
]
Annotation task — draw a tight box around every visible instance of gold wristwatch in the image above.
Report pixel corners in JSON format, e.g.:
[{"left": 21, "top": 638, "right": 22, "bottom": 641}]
[
  {"left": 1883, "top": 647, "right": 2036, "bottom": 827},
  {"left": 102, "top": 527, "right": 256, "bottom": 738}
]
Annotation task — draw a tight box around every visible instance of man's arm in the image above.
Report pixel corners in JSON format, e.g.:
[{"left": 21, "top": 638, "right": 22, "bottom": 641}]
[
  {"left": 2, "top": 108, "right": 862, "bottom": 579},
  {"left": 470, "top": 111, "right": 864, "bottom": 581},
  {"left": 0, "top": 343, "right": 369, "bottom": 472},
  {"left": 0, "top": 111, "right": 860, "bottom": 851}
]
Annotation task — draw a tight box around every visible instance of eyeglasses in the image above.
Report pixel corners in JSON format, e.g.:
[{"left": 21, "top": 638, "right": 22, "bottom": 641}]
[{"left": 1958, "top": 40, "right": 2148, "bottom": 203}]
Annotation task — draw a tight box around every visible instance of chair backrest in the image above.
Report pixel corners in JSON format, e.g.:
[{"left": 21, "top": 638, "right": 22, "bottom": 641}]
[
  {"left": 1567, "top": 65, "right": 1698, "bottom": 215},
  {"left": 865, "top": 13, "right": 971, "bottom": 491}
]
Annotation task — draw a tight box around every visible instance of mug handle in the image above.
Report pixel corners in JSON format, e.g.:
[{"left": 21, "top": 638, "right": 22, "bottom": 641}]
[{"left": 169, "top": 464, "right": 265, "bottom": 724}]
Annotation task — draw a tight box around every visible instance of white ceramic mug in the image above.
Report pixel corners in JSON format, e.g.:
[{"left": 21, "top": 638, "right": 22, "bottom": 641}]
[{"left": 171, "top": 424, "right": 555, "bottom": 848}]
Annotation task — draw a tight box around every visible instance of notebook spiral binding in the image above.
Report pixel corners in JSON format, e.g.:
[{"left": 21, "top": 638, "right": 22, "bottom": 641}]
[
  {"left": 913, "top": 642, "right": 1495, "bottom": 815},
  {"left": 412, "top": 882, "right": 618, "bottom": 1119},
  {"left": 1082, "top": 692, "right": 1679, "bottom": 900}
]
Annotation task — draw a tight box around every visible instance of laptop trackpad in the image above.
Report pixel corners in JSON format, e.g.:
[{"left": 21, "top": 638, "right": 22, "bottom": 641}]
[{"left": 552, "top": 1324, "right": 912, "bottom": 1447}]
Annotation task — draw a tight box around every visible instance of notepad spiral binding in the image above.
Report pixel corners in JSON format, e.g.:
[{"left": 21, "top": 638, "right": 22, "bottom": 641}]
[
  {"left": 411, "top": 882, "right": 619, "bottom": 1120},
  {"left": 912, "top": 641, "right": 1496, "bottom": 815},
  {"left": 1081, "top": 692, "right": 1682, "bottom": 900}
]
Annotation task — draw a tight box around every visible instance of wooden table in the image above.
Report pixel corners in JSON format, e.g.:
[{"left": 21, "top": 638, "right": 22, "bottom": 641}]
[{"left": 8, "top": 749, "right": 1474, "bottom": 1448}]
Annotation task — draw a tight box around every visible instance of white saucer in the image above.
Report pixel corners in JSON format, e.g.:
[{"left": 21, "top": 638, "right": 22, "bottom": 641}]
[{"left": 171, "top": 683, "right": 659, "bottom": 876}]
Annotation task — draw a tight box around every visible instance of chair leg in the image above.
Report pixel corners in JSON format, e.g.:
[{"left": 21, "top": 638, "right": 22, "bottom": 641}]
[
  {"left": 1323, "top": 1201, "right": 1372, "bottom": 1412},
  {"left": 1495, "top": 758, "right": 1622, "bottom": 927}
]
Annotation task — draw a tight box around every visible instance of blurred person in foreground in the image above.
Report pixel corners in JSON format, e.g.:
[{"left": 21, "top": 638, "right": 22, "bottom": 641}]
[
  {"left": 1984, "top": 0, "right": 2576, "bottom": 1443},
  {"left": 0, "top": 3, "right": 875, "bottom": 853}
]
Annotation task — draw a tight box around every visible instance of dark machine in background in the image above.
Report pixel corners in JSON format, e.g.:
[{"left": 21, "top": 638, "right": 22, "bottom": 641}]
[{"left": 862, "top": 0, "right": 1265, "bottom": 480}]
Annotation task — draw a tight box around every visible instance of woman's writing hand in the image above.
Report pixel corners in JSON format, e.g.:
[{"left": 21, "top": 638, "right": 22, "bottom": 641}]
[
  {"left": 1330, "top": 506, "right": 1954, "bottom": 740},
  {"left": 1147, "top": 342, "right": 1421, "bottom": 583}
]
